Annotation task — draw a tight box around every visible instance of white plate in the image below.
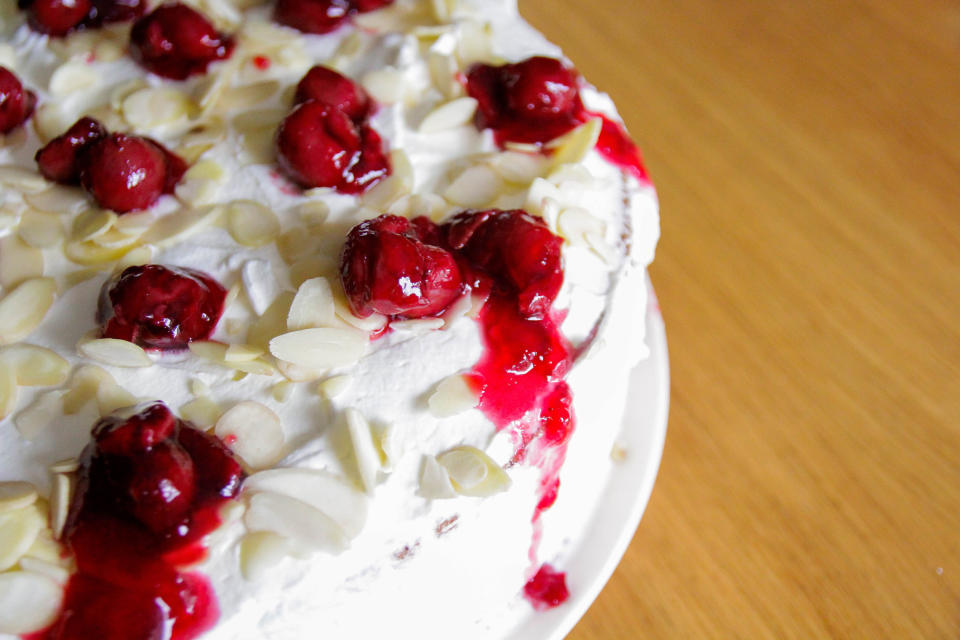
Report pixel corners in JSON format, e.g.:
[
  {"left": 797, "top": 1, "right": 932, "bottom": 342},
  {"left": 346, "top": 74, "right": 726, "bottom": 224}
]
[{"left": 506, "top": 279, "right": 670, "bottom": 640}]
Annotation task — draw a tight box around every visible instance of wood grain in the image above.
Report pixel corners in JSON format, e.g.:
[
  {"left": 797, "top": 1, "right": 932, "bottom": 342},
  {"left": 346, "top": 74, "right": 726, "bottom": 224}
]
[{"left": 518, "top": 0, "right": 960, "bottom": 637}]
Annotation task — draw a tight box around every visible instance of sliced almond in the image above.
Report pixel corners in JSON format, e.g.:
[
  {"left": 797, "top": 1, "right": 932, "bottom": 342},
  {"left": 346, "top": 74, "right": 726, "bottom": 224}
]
[
  {"left": 0, "top": 571, "right": 64, "bottom": 635},
  {"left": 48, "top": 474, "right": 72, "bottom": 539},
  {"left": 241, "top": 259, "right": 281, "bottom": 316},
  {"left": 78, "top": 337, "right": 153, "bottom": 368},
  {"left": 0, "top": 482, "right": 38, "bottom": 514},
  {"left": 24, "top": 186, "right": 87, "bottom": 215},
  {"left": 0, "top": 166, "right": 49, "bottom": 194},
  {"left": 0, "top": 363, "right": 16, "bottom": 420},
  {"left": 140, "top": 205, "right": 223, "bottom": 248},
  {"left": 361, "top": 68, "right": 406, "bottom": 105},
  {"left": 558, "top": 206, "right": 605, "bottom": 246},
  {"left": 17, "top": 558, "right": 69, "bottom": 585},
  {"left": 122, "top": 87, "right": 195, "bottom": 129},
  {"left": 22, "top": 529, "right": 64, "bottom": 566},
  {"left": 62, "top": 365, "right": 113, "bottom": 414},
  {"left": 437, "top": 446, "right": 511, "bottom": 497},
  {"left": 239, "top": 531, "right": 291, "bottom": 581},
  {"left": 345, "top": 408, "right": 382, "bottom": 494},
  {"left": 0, "top": 278, "right": 56, "bottom": 345},
  {"left": 227, "top": 200, "right": 280, "bottom": 247},
  {"left": 245, "top": 468, "right": 369, "bottom": 537},
  {"left": 0, "top": 344, "right": 69, "bottom": 387},
  {"left": 218, "top": 80, "right": 281, "bottom": 110},
  {"left": 70, "top": 208, "right": 117, "bottom": 243},
  {"left": 488, "top": 151, "right": 548, "bottom": 184},
  {"left": 63, "top": 238, "right": 137, "bottom": 266},
  {"left": 332, "top": 295, "right": 387, "bottom": 333},
  {"left": 189, "top": 378, "right": 211, "bottom": 397},
  {"left": 276, "top": 360, "right": 325, "bottom": 383},
  {"left": 224, "top": 344, "right": 265, "bottom": 362},
  {"left": 317, "top": 374, "right": 351, "bottom": 399},
  {"left": 15, "top": 391, "right": 65, "bottom": 440},
  {"left": 32, "top": 104, "right": 71, "bottom": 144},
  {"left": 427, "top": 51, "right": 460, "bottom": 99},
  {"left": 287, "top": 277, "right": 336, "bottom": 330},
  {"left": 419, "top": 455, "right": 457, "bottom": 499},
  {"left": 49, "top": 458, "right": 78, "bottom": 474},
  {"left": 269, "top": 328, "right": 367, "bottom": 370},
  {"left": 443, "top": 164, "right": 503, "bottom": 208},
  {"left": 0, "top": 44, "right": 14, "bottom": 69},
  {"left": 547, "top": 117, "right": 602, "bottom": 167},
  {"left": 271, "top": 381, "right": 293, "bottom": 402},
  {"left": 215, "top": 401, "right": 285, "bottom": 470},
  {"left": 419, "top": 97, "right": 478, "bottom": 133},
  {"left": 456, "top": 20, "right": 493, "bottom": 66},
  {"left": 180, "top": 396, "right": 223, "bottom": 430},
  {"left": 95, "top": 381, "right": 138, "bottom": 416},
  {"left": 427, "top": 374, "right": 477, "bottom": 418},
  {"left": 49, "top": 60, "right": 98, "bottom": 96},
  {"left": 231, "top": 108, "right": 287, "bottom": 134},
  {"left": 246, "top": 291, "right": 295, "bottom": 350},
  {"left": 175, "top": 160, "right": 225, "bottom": 207},
  {"left": 0, "top": 235, "right": 43, "bottom": 290},
  {"left": 0, "top": 505, "right": 44, "bottom": 572},
  {"left": 188, "top": 340, "right": 229, "bottom": 362},
  {"left": 244, "top": 492, "right": 349, "bottom": 554}
]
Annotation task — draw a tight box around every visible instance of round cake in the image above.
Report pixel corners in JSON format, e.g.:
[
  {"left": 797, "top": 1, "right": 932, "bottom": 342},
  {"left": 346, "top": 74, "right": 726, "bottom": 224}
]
[{"left": 0, "top": 0, "right": 660, "bottom": 638}]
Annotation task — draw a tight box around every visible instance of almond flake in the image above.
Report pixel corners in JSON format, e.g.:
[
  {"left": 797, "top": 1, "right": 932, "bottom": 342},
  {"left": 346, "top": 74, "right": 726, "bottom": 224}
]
[
  {"left": 547, "top": 117, "right": 602, "bottom": 167},
  {"left": 109, "top": 78, "right": 149, "bottom": 111},
  {"left": 215, "top": 401, "right": 285, "bottom": 469},
  {"left": 122, "top": 87, "right": 195, "bottom": 129},
  {"left": 16, "top": 558, "right": 69, "bottom": 586},
  {"left": 0, "top": 571, "right": 63, "bottom": 635},
  {"left": 62, "top": 365, "right": 113, "bottom": 414},
  {"left": 488, "top": 151, "right": 547, "bottom": 184},
  {"left": 317, "top": 374, "right": 351, "bottom": 399},
  {"left": 49, "top": 458, "right": 78, "bottom": 474},
  {"left": 419, "top": 455, "right": 457, "bottom": 499},
  {"left": 141, "top": 205, "right": 223, "bottom": 248},
  {"left": 0, "top": 278, "right": 56, "bottom": 345},
  {"left": 297, "top": 201, "right": 330, "bottom": 229},
  {"left": 246, "top": 291, "right": 294, "bottom": 350},
  {"left": 227, "top": 200, "right": 280, "bottom": 247},
  {"left": 443, "top": 164, "right": 503, "bottom": 207},
  {"left": 22, "top": 530, "right": 64, "bottom": 566},
  {"left": 0, "top": 482, "right": 38, "bottom": 515},
  {"left": 332, "top": 295, "right": 387, "bottom": 333},
  {"left": 276, "top": 360, "right": 325, "bottom": 383},
  {"left": 224, "top": 344, "right": 264, "bottom": 362},
  {"left": 0, "top": 44, "right": 14, "bottom": 70},
  {"left": 78, "top": 337, "right": 153, "bottom": 368},
  {"left": 241, "top": 259, "right": 281, "bottom": 316},
  {"left": 437, "top": 446, "right": 511, "bottom": 497},
  {"left": 48, "top": 474, "right": 71, "bottom": 539},
  {"left": 287, "top": 277, "right": 336, "bottom": 331},
  {"left": 427, "top": 51, "right": 460, "bottom": 99},
  {"left": 559, "top": 206, "right": 605, "bottom": 245},
  {"left": 18, "top": 210, "right": 63, "bottom": 249},
  {"left": 427, "top": 374, "right": 477, "bottom": 418},
  {"left": 419, "top": 97, "right": 478, "bottom": 133},
  {"left": 361, "top": 68, "right": 405, "bottom": 104},
  {"left": 231, "top": 108, "right": 286, "bottom": 134},
  {"left": 0, "top": 166, "right": 48, "bottom": 194},
  {"left": 0, "top": 236, "right": 42, "bottom": 290},
  {"left": 0, "top": 364, "right": 16, "bottom": 420},
  {"left": 0, "top": 344, "right": 69, "bottom": 387},
  {"left": 239, "top": 531, "right": 291, "bottom": 581},
  {"left": 32, "top": 104, "right": 71, "bottom": 144},
  {"left": 345, "top": 408, "right": 382, "bottom": 494},
  {"left": 180, "top": 396, "right": 223, "bottom": 430},
  {"left": 271, "top": 381, "right": 293, "bottom": 402},
  {"left": 175, "top": 160, "right": 225, "bottom": 207},
  {"left": 244, "top": 492, "right": 349, "bottom": 554},
  {"left": 49, "top": 60, "right": 98, "bottom": 96},
  {"left": 24, "top": 186, "right": 87, "bottom": 215},
  {"left": 456, "top": 20, "right": 493, "bottom": 66},
  {"left": 245, "top": 468, "right": 369, "bottom": 537},
  {"left": 0, "top": 503, "right": 44, "bottom": 572},
  {"left": 70, "top": 208, "right": 116, "bottom": 243},
  {"left": 95, "top": 382, "right": 138, "bottom": 416},
  {"left": 269, "top": 328, "right": 367, "bottom": 370},
  {"left": 14, "top": 391, "right": 64, "bottom": 440},
  {"left": 188, "top": 340, "right": 229, "bottom": 362},
  {"left": 218, "top": 80, "right": 280, "bottom": 110}
]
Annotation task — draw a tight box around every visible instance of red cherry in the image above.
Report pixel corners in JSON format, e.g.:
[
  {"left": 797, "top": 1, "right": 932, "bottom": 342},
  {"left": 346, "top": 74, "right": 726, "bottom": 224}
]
[
  {"left": 87, "top": 0, "right": 146, "bottom": 25},
  {"left": 351, "top": 0, "right": 393, "bottom": 12},
  {"left": 0, "top": 66, "right": 36, "bottom": 134},
  {"left": 80, "top": 133, "right": 169, "bottom": 212},
  {"left": 505, "top": 56, "right": 578, "bottom": 118},
  {"left": 294, "top": 66, "right": 372, "bottom": 122},
  {"left": 99, "top": 264, "right": 227, "bottom": 350},
  {"left": 35, "top": 116, "right": 107, "bottom": 184},
  {"left": 126, "top": 441, "right": 196, "bottom": 534},
  {"left": 176, "top": 425, "right": 244, "bottom": 500},
  {"left": 130, "top": 3, "right": 234, "bottom": 80},
  {"left": 444, "top": 209, "right": 563, "bottom": 319},
  {"left": 27, "top": 0, "right": 92, "bottom": 36},
  {"left": 94, "top": 403, "right": 178, "bottom": 456},
  {"left": 274, "top": 0, "right": 350, "bottom": 34},
  {"left": 340, "top": 215, "right": 463, "bottom": 319}
]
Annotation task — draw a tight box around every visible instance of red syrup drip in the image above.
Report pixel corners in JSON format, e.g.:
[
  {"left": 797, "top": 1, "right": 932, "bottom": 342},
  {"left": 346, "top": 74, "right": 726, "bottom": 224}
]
[
  {"left": 523, "top": 563, "right": 570, "bottom": 610},
  {"left": 34, "top": 404, "right": 245, "bottom": 640},
  {"left": 465, "top": 58, "right": 651, "bottom": 183}
]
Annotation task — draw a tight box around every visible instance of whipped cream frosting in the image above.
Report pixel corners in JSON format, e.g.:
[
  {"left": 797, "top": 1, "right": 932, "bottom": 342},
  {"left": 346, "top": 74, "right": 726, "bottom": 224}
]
[{"left": 0, "top": 0, "right": 659, "bottom": 637}]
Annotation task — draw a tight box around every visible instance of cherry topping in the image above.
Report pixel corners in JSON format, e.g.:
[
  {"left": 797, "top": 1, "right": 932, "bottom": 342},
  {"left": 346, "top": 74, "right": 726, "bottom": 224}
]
[
  {"left": 87, "top": 0, "right": 146, "bottom": 26},
  {"left": 276, "top": 99, "right": 390, "bottom": 193},
  {"left": 26, "top": 0, "right": 92, "bottom": 36},
  {"left": 35, "top": 116, "right": 107, "bottom": 184},
  {"left": 79, "top": 132, "right": 185, "bottom": 212},
  {"left": 523, "top": 564, "right": 569, "bottom": 609},
  {"left": 274, "top": 0, "right": 350, "bottom": 34},
  {"left": 445, "top": 209, "right": 563, "bottom": 319},
  {"left": 340, "top": 215, "right": 462, "bottom": 319},
  {"left": 505, "top": 56, "right": 579, "bottom": 118},
  {"left": 294, "top": 65, "right": 372, "bottom": 122},
  {"left": 0, "top": 66, "right": 36, "bottom": 135},
  {"left": 46, "top": 402, "right": 244, "bottom": 640},
  {"left": 130, "top": 3, "right": 234, "bottom": 80},
  {"left": 98, "top": 264, "right": 227, "bottom": 350}
]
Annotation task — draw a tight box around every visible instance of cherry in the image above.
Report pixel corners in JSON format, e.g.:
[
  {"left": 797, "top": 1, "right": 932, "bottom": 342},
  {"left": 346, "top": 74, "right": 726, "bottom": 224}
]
[
  {"left": 126, "top": 441, "right": 196, "bottom": 534},
  {"left": 130, "top": 3, "right": 234, "bottom": 80},
  {"left": 80, "top": 133, "right": 172, "bottom": 212},
  {"left": 87, "top": 0, "right": 146, "bottom": 25},
  {"left": 294, "top": 65, "right": 372, "bottom": 122},
  {"left": 444, "top": 209, "right": 563, "bottom": 319},
  {"left": 26, "top": 0, "right": 92, "bottom": 36},
  {"left": 340, "top": 215, "right": 463, "bottom": 319},
  {"left": 351, "top": 0, "right": 393, "bottom": 11},
  {"left": 504, "top": 56, "right": 579, "bottom": 118},
  {"left": 99, "top": 264, "right": 227, "bottom": 350},
  {"left": 94, "top": 403, "right": 178, "bottom": 456},
  {"left": 35, "top": 116, "right": 107, "bottom": 184},
  {"left": 274, "top": 0, "right": 350, "bottom": 34},
  {"left": 176, "top": 426, "right": 244, "bottom": 500},
  {"left": 276, "top": 100, "right": 390, "bottom": 193},
  {"left": 0, "top": 66, "right": 36, "bottom": 135}
]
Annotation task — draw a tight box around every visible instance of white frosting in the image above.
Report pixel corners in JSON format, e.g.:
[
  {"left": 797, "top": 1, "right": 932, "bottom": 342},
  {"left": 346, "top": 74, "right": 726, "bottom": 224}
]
[{"left": 0, "top": 0, "right": 659, "bottom": 637}]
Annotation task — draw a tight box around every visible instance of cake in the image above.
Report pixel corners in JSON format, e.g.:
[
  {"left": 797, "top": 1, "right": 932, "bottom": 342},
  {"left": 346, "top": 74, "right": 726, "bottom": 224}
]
[{"left": 0, "top": 0, "right": 660, "bottom": 637}]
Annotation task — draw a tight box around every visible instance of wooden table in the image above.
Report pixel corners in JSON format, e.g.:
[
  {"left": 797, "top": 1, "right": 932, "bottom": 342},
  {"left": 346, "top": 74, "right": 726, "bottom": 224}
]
[{"left": 519, "top": 0, "right": 960, "bottom": 637}]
